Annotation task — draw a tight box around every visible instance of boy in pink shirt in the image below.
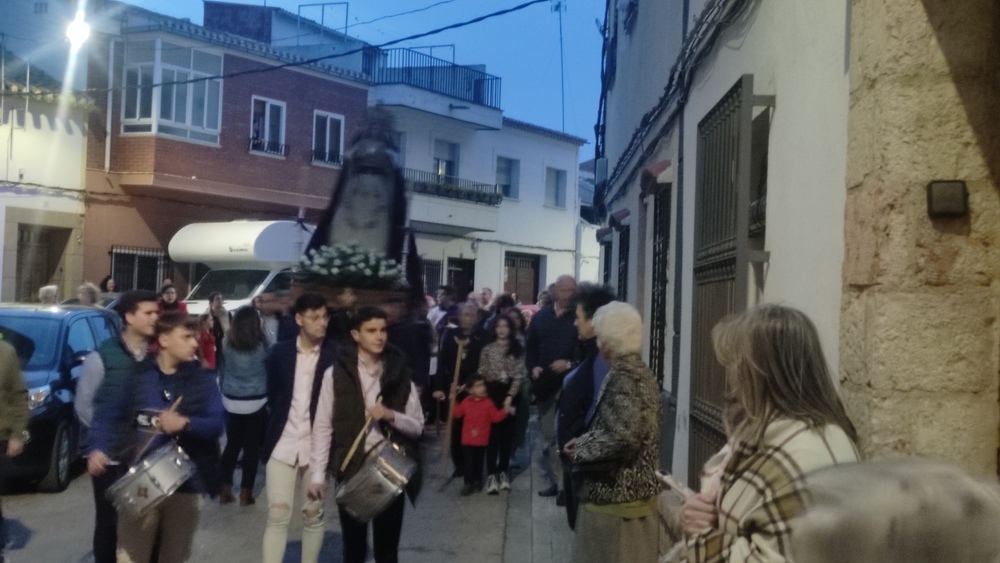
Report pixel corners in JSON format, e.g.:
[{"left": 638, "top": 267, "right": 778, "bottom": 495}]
[{"left": 453, "top": 375, "right": 509, "bottom": 495}]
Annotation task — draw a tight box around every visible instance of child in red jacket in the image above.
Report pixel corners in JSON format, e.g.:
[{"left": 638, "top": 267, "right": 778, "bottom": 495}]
[{"left": 452, "top": 375, "right": 509, "bottom": 495}]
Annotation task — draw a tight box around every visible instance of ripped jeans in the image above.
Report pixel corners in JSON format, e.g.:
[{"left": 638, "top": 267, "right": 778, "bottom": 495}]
[{"left": 261, "top": 459, "right": 324, "bottom": 563}]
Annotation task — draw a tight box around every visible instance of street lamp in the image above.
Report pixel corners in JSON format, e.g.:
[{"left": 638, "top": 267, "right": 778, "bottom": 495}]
[{"left": 66, "top": 10, "right": 90, "bottom": 51}]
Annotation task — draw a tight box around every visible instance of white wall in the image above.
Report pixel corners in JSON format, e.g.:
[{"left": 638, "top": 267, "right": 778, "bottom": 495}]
[
  {"left": 390, "top": 106, "right": 583, "bottom": 296},
  {"left": 0, "top": 99, "right": 87, "bottom": 296},
  {"left": 668, "top": 0, "right": 851, "bottom": 481},
  {"left": 602, "top": 1, "right": 686, "bottom": 170}
]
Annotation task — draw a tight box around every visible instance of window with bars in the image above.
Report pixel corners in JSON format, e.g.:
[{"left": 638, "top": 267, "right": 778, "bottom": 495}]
[
  {"left": 422, "top": 260, "right": 442, "bottom": 296},
  {"left": 617, "top": 225, "right": 630, "bottom": 300},
  {"left": 110, "top": 246, "right": 171, "bottom": 292},
  {"left": 649, "top": 188, "right": 671, "bottom": 384},
  {"left": 602, "top": 241, "right": 613, "bottom": 285}
]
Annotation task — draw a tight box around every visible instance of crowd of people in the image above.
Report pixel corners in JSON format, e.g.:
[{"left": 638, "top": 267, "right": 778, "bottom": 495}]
[{"left": 3, "top": 274, "right": 1000, "bottom": 563}]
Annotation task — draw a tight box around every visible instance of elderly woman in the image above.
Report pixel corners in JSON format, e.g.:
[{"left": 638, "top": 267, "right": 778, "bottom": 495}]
[
  {"left": 564, "top": 301, "right": 661, "bottom": 563},
  {"left": 665, "top": 304, "right": 859, "bottom": 562}
]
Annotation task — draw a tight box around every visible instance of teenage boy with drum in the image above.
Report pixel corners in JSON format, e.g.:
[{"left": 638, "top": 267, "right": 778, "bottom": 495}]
[
  {"left": 79, "top": 289, "right": 160, "bottom": 563},
  {"left": 89, "top": 312, "right": 224, "bottom": 563},
  {"left": 309, "top": 306, "right": 424, "bottom": 563}
]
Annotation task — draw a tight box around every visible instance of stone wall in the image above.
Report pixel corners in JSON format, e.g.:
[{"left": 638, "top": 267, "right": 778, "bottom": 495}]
[{"left": 841, "top": 0, "right": 1000, "bottom": 474}]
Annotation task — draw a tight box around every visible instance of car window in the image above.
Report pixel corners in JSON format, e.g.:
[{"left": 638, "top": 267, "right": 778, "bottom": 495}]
[
  {"left": 66, "top": 319, "right": 97, "bottom": 356},
  {"left": 0, "top": 317, "right": 60, "bottom": 370},
  {"left": 263, "top": 270, "right": 293, "bottom": 293},
  {"left": 88, "top": 315, "right": 116, "bottom": 345}
]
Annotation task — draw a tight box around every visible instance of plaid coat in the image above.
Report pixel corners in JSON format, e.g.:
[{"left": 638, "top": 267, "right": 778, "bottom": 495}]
[{"left": 666, "top": 419, "right": 859, "bottom": 563}]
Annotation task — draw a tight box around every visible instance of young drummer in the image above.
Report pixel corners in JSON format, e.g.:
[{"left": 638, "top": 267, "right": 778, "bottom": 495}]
[{"left": 89, "top": 312, "right": 224, "bottom": 563}]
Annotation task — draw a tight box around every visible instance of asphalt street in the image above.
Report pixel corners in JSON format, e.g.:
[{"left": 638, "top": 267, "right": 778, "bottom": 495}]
[{"left": 3, "top": 415, "right": 572, "bottom": 562}]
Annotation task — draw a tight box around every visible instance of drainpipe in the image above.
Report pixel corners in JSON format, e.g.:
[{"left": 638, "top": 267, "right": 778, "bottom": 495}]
[{"left": 105, "top": 39, "right": 115, "bottom": 172}]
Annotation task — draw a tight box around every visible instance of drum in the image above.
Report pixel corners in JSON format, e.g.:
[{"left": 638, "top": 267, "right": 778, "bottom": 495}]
[
  {"left": 107, "top": 443, "right": 196, "bottom": 518},
  {"left": 335, "top": 440, "right": 417, "bottom": 523}
]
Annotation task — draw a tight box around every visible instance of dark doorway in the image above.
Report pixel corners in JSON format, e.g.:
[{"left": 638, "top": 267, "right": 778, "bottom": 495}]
[
  {"left": 503, "top": 252, "right": 540, "bottom": 305},
  {"left": 447, "top": 258, "right": 475, "bottom": 298},
  {"left": 16, "top": 225, "right": 70, "bottom": 302}
]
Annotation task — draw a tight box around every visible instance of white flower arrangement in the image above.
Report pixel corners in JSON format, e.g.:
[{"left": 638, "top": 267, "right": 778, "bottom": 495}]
[{"left": 293, "top": 243, "right": 404, "bottom": 290}]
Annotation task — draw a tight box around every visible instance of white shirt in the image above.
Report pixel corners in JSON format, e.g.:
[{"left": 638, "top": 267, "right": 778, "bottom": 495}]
[
  {"left": 309, "top": 357, "right": 424, "bottom": 485},
  {"left": 270, "top": 337, "right": 320, "bottom": 467}
]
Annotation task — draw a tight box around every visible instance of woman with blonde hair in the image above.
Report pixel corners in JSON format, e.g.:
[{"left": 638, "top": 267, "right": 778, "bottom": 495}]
[{"left": 666, "top": 304, "right": 859, "bottom": 562}]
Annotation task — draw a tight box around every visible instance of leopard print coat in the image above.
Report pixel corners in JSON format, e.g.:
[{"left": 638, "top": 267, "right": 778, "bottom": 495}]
[{"left": 573, "top": 352, "right": 661, "bottom": 505}]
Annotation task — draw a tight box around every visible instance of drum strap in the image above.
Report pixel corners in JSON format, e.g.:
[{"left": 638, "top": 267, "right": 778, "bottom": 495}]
[{"left": 339, "top": 413, "right": 374, "bottom": 474}]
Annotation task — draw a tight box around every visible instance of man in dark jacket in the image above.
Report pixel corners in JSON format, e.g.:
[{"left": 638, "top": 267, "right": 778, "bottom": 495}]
[
  {"left": 89, "top": 312, "right": 224, "bottom": 562},
  {"left": 555, "top": 283, "right": 616, "bottom": 528},
  {"left": 260, "top": 292, "right": 336, "bottom": 563},
  {"left": 79, "top": 290, "right": 159, "bottom": 563},
  {"left": 525, "top": 275, "right": 578, "bottom": 499},
  {"left": 308, "top": 306, "right": 424, "bottom": 563},
  {"left": 432, "top": 302, "right": 489, "bottom": 476}
]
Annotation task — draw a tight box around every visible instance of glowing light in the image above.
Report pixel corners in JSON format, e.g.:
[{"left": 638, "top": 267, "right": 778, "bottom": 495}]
[{"left": 66, "top": 10, "right": 90, "bottom": 51}]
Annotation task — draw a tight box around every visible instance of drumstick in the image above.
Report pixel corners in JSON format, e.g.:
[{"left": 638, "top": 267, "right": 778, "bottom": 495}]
[
  {"left": 442, "top": 337, "right": 468, "bottom": 457},
  {"left": 132, "top": 396, "right": 184, "bottom": 465}
]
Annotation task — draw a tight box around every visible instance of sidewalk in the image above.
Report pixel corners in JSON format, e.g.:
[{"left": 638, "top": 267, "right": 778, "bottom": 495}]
[{"left": 397, "top": 410, "right": 574, "bottom": 563}]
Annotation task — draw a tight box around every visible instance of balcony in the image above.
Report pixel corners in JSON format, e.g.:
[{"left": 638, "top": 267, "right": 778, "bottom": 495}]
[
  {"left": 248, "top": 137, "right": 288, "bottom": 157},
  {"left": 363, "top": 47, "right": 504, "bottom": 129},
  {"left": 403, "top": 168, "right": 502, "bottom": 206},
  {"left": 311, "top": 149, "right": 343, "bottom": 166},
  {"left": 403, "top": 168, "right": 500, "bottom": 236}
]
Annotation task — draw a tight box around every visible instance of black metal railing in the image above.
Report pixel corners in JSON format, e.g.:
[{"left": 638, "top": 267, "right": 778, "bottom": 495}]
[
  {"left": 248, "top": 137, "right": 288, "bottom": 157},
  {"left": 311, "top": 149, "right": 342, "bottom": 166},
  {"left": 362, "top": 47, "right": 502, "bottom": 110},
  {"left": 402, "top": 168, "right": 503, "bottom": 207}
]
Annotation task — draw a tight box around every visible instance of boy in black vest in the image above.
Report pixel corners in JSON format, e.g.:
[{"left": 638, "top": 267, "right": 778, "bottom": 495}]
[{"left": 308, "top": 307, "right": 424, "bottom": 563}]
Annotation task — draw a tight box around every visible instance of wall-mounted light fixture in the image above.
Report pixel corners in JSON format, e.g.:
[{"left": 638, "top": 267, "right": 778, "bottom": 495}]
[{"left": 926, "top": 180, "right": 968, "bottom": 218}]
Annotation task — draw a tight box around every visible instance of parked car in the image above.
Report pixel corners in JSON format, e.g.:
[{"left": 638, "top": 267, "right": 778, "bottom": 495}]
[{"left": 0, "top": 304, "right": 121, "bottom": 491}]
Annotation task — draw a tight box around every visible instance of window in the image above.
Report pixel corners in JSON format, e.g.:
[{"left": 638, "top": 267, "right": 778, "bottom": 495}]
[
  {"left": 122, "top": 40, "right": 155, "bottom": 132},
  {"left": 262, "top": 270, "right": 293, "bottom": 294},
  {"left": 545, "top": 167, "right": 567, "bottom": 208},
  {"left": 66, "top": 320, "right": 96, "bottom": 358},
  {"left": 433, "top": 140, "right": 459, "bottom": 178},
  {"left": 88, "top": 316, "right": 117, "bottom": 344},
  {"left": 496, "top": 157, "right": 520, "bottom": 199},
  {"left": 122, "top": 40, "right": 222, "bottom": 142},
  {"left": 421, "top": 260, "right": 442, "bottom": 296},
  {"left": 250, "top": 97, "right": 287, "bottom": 156},
  {"left": 312, "top": 111, "right": 344, "bottom": 165},
  {"left": 110, "top": 246, "right": 171, "bottom": 291},
  {"left": 617, "top": 225, "right": 629, "bottom": 301}
]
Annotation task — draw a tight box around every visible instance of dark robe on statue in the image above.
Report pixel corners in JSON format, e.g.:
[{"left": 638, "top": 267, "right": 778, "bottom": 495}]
[{"left": 306, "top": 120, "right": 424, "bottom": 304}]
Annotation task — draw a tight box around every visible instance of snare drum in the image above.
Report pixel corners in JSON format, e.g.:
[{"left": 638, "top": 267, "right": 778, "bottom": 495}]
[{"left": 107, "top": 443, "right": 196, "bottom": 518}]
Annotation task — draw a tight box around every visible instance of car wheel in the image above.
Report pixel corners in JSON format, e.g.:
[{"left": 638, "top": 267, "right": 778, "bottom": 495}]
[{"left": 39, "top": 421, "right": 73, "bottom": 492}]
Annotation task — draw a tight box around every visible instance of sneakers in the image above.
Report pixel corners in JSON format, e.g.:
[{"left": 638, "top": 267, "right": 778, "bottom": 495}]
[
  {"left": 538, "top": 485, "right": 559, "bottom": 497},
  {"left": 486, "top": 474, "right": 499, "bottom": 495},
  {"left": 498, "top": 472, "right": 511, "bottom": 491}
]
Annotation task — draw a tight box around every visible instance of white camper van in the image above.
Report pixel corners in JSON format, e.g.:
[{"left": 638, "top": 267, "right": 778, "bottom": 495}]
[{"left": 169, "top": 220, "right": 314, "bottom": 315}]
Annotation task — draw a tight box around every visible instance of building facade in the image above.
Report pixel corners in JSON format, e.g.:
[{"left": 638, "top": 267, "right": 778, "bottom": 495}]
[{"left": 597, "top": 0, "right": 1000, "bottom": 483}]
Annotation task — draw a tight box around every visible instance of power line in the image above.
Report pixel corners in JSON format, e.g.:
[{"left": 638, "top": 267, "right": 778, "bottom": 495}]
[
  {"left": 348, "top": 0, "right": 457, "bottom": 29},
  {"left": 56, "top": 0, "right": 548, "bottom": 98}
]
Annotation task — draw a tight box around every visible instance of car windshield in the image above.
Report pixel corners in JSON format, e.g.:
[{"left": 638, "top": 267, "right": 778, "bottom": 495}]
[
  {"left": 0, "top": 316, "right": 60, "bottom": 370},
  {"left": 186, "top": 270, "right": 270, "bottom": 301}
]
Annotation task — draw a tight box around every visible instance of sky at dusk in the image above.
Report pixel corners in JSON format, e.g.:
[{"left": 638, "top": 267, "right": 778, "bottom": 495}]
[{"left": 123, "top": 0, "right": 605, "bottom": 161}]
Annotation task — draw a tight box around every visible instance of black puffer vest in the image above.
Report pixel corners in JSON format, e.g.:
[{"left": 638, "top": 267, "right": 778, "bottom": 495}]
[{"left": 331, "top": 343, "right": 422, "bottom": 502}]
